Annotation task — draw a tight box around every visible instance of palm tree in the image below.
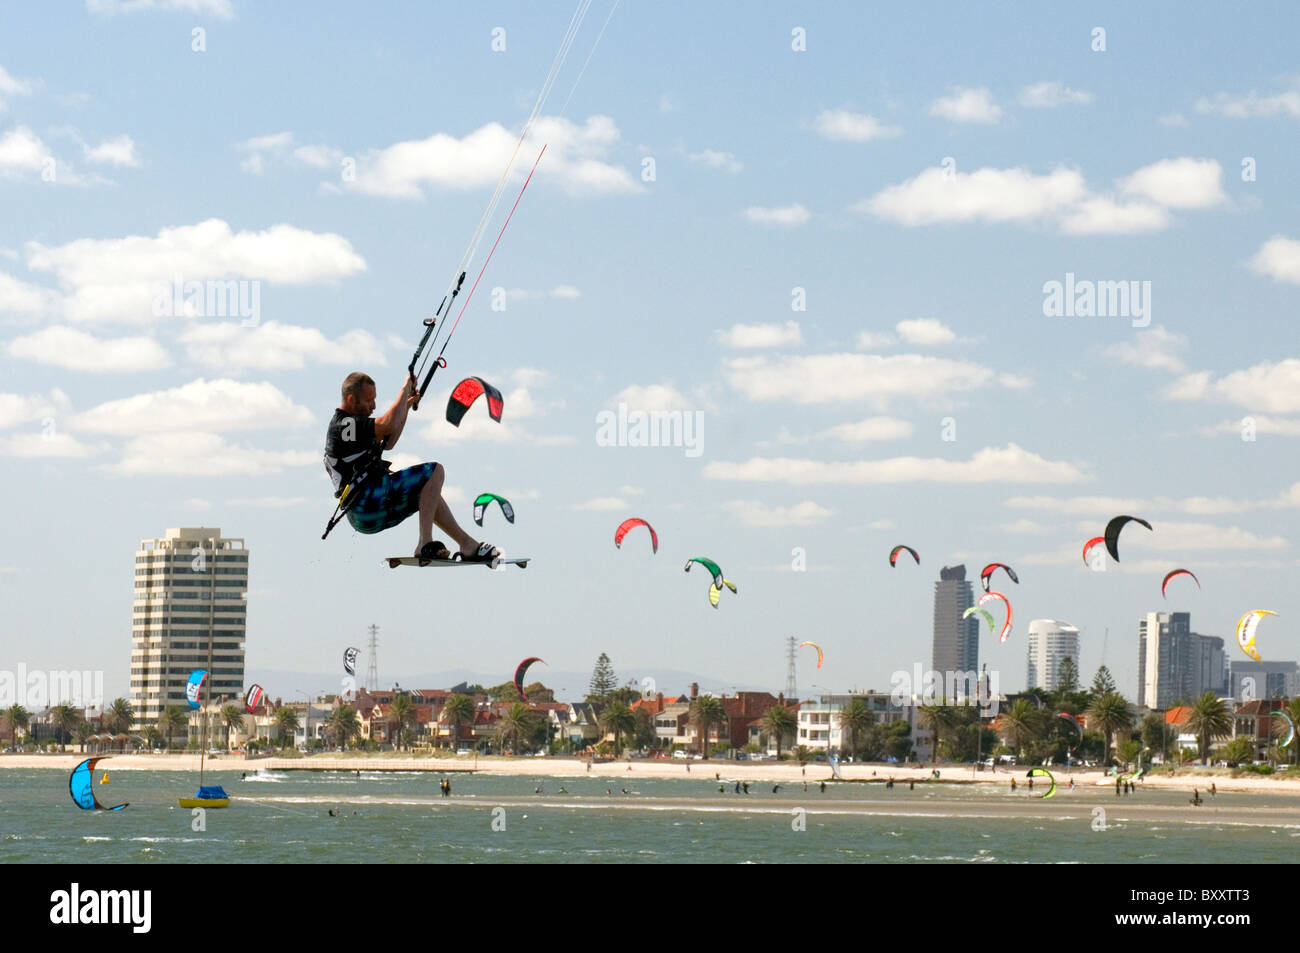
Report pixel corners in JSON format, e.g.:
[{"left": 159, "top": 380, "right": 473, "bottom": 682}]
[
  {"left": 324, "top": 704, "right": 360, "bottom": 750},
  {"left": 760, "top": 705, "right": 797, "bottom": 758},
  {"left": 144, "top": 726, "right": 164, "bottom": 751},
  {"left": 159, "top": 706, "right": 188, "bottom": 751},
  {"left": 1283, "top": 698, "right": 1300, "bottom": 767},
  {"left": 496, "top": 703, "right": 537, "bottom": 754},
  {"left": 1085, "top": 692, "right": 1135, "bottom": 767},
  {"left": 688, "top": 695, "right": 725, "bottom": 758},
  {"left": 75, "top": 720, "right": 94, "bottom": 752},
  {"left": 2, "top": 704, "right": 29, "bottom": 749},
  {"left": 106, "top": 698, "right": 135, "bottom": 735},
  {"left": 221, "top": 705, "right": 245, "bottom": 751},
  {"left": 50, "top": 704, "right": 81, "bottom": 751},
  {"left": 1185, "top": 691, "right": 1233, "bottom": 765},
  {"left": 997, "top": 699, "right": 1042, "bottom": 760},
  {"left": 599, "top": 701, "right": 636, "bottom": 755},
  {"left": 838, "top": 698, "right": 875, "bottom": 757},
  {"left": 440, "top": 694, "right": 475, "bottom": 750},
  {"left": 274, "top": 706, "right": 301, "bottom": 749},
  {"left": 388, "top": 694, "right": 416, "bottom": 751},
  {"left": 918, "top": 702, "right": 960, "bottom": 762}
]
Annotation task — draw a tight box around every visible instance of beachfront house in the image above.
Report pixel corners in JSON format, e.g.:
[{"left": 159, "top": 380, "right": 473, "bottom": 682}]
[
  {"left": 1232, "top": 698, "right": 1290, "bottom": 760},
  {"left": 798, "top": 693, "right": 927, "bottom": 759}
]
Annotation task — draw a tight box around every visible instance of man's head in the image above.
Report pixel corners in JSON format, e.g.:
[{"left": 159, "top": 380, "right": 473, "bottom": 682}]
[{"left": 340, "top": 372, "right": 377, "bottom": 416}]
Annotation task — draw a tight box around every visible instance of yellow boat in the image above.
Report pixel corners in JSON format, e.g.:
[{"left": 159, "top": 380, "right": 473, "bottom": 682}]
[{"left": 178, "top": 784, "right": 230, "bottom": 809}]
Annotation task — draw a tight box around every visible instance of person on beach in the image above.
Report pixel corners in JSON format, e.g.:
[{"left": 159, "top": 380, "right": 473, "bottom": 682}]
[
  {"left": 909, "top": 780, "right": 915, "bottom": 790},
  {"left": 1116, "top": 778, "right": 1122, "bottom": 796},
  {"left": 1210, "top": 782, "right": 1216, "bottom": 796},
  {"left": 803, "top": 781, "right": 808, "bottom": 792},
  {"left": 1028, "top": 776, "right": 1033, "bottom": 790},
  {"left": 1068, "top": 778, "right": 1074, "bottom": 790},
  {"left": 1010, "top": 778, "right": 1016, "bottom": 791},
  {"left": 742, "top": 782, "right": 750, "bottom": 795},
  {"left": 1191, "top": 788, "right": 1202, "bottom": 806},
  {"left": 819, "top": 781, "right": 826, "bottom": 793},
  {"left": 734, "top": 781, "right": 741, "bottom": 794},
  {"left": 324, "top": 372, "right": 500, "bottom": 564},
  {"left": 772, "top": 785, "right": 780, "bottom": 794}
]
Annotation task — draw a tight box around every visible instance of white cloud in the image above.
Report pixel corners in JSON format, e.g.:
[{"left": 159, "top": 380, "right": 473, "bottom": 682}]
[
  {"left": 102, "top": 432, "right": 317, "bottom": 476},
  {"left": 716, "top": 321, "right": 802, "bottom": 349},
  {"left": 815, "top": 417, "right": 913, "bottom": 443},
  {"left": 0, "top": 271, "right": 59, "bottom": 315},
  {"left": 292, "top": 144, "right": 344, "bottom": 169},
  {"left": 1120, "top": 158, "right": 1225, "bottom": 209},
  {"left": 724, "top": 353, "right": 993, "bottom": 406},
  {"left": 856, "top": 330, "right": 894, "bottom": 349},
  {"left": 1249, "top": 235, "right": 1300, "bottom": 284},
  {"left": 929, "top": 87, "right": 1002, "bottom": 124},
  {"left": 1205, "top": 415, "right": 1300, "bottom": 438},
  {"left": 226, "top": 496, "right": 309, "bottom": 507},
  {"left": 1058, "top": 197, "right": 1170, "bottom": 235},
  {"left": 0, "top": 430, "right": 103, "bottom": 458},
  {"left": 724, "top": 500, "right": 831, "bottom": 527},
  {"left": 179, "top": 321, "right": 385, "bottom": 372},
  {"left": 687, "top": 149, "right": 742, "bottom": 174},
  {"left": 504, "top": 285, "right": 582, "bottom": 302},
  {"left": 84, "top": 134, "right": 140, "bottom": 167},
  {"left": 1195, "top": 85, "right": 1300, "bottom": 119},
  {"left": 812, "top": 109, "right": 901, "bottom": 141},
  {"left": 0, "top": 126, "right": 53, "bottom": 177},
  {"left": 350, "top": 115, "right": 640, "bottom": 199},
  {"left": 1166, "top": 359, "right": 1300, "bottom": 414},
  {"left": 1136, "top": 521, "right": 1287, "bottom": 552},
  {"left": 6, "top": 326, "right": 171, "bottom": 371},
  {"left": 1006, "top": 494, "right": 1260, "bottom": 517},
  {"left": 1158, "top": 113, "right": 1188, "bottom": 127},
  {"left": 1004, "top": 518, "right": 1050, "bottom": 534},
  {"left": 745, "top": 204, "right": 810, "bottom": 226},
  {"left": 895, "top": 318, "right": 955, "bottom": 346},
  {"left": 999, "top": 373, "right": 1033, "bottom": 390},
  {"left": 24, "top": 218, "right": 366, "bottom": 323},
  {"left": 570, "top": 496, "right": 627, "bottom": 511},
  {"left": 705, "top": 445, "right": 1087, "bottom": 485},
  {"left": 1018, "top": 82, "right": 1093, "bottom": 108},
  {"left": 611, "top": 383, "right": 695, "bottom": 412},
  {"left": 0, "top": 65, "right": 35, "bottom": 102},
  {"left": 860, "top": 166, "right": 1085, "bottom": 226},
  {"left": 1101, "top": 325, "right": 1187, "bottom": 373},
  {"left": 72, "top": 378, "right": 314, "bottom": 435},
  {"left": 86, "top": 0, "right": 235, "bottom": 17},
  {"left": 0, "top": 392, "right": 61, "bottom": 429}
]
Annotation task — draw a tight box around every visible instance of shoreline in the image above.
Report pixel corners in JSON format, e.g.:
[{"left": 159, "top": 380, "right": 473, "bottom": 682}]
[{"left": 5, "top": 752, "right": 1298, "bottom": 795}]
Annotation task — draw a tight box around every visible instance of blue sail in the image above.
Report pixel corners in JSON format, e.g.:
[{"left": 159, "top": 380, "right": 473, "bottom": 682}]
[
  {"left": 196, "top": 785, "right": 229, "bottom": 799},
  {"left": 69, "top": 757, "right": 129, "bottom": 811},
  {"left": 186, "top": 670, "right": 208, "bottom": 709}
]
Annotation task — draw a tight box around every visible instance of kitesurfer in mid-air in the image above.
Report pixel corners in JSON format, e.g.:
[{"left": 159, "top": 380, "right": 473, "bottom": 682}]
[{"left": 324, "top": 371, "right": 499, "bottom": 564}]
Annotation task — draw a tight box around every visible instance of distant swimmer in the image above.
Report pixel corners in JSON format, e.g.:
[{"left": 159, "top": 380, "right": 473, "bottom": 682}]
[
  {"left": 535, "top": 785, "right": 542, "bottom": 794},
  {"left": 557, "top": 787, "right": 567, "bottom": 794},
  {"left": 819, "top": 781, "right": 826, "bottom": 793},
  {"left": 606, "top": 788, "right": 612, "bottom": 795},
  {"left": 328, "top": 809, "right": 336, "bottom": 817},
  {"left": 622, "top": 787, "right": 629, "bottom": 795},
  {"left": 772, "top": 785, "right": 780, "bottom": 794},
  {"left": 742, "top": 782, "right": 750, "bottom": 795},
  {"left": 240, "top": 772, "right": 247, "bottom": 781},
  {"left": 719, "top": 784, "right": 725, "bottom": 793}
]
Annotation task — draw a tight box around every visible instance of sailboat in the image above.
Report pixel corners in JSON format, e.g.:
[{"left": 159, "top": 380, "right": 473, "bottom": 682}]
[{"left": 178, "top": 544, "right": 231, "bottom": 809}]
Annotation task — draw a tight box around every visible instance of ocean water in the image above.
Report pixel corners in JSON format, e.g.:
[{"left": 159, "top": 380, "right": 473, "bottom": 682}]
[{"left": 6, "top": 768, "right": 1300, "bottom": 864}]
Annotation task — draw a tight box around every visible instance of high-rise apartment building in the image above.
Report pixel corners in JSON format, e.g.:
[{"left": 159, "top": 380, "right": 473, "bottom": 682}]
[
  {"left": 130, "top": 527, "right": 248, "bottom": 726},
  {"left": 1228, "top": 661, "right": 1299, "bottom": 701},
  {"left": 1138, "top": 611, "right": 1226, "bottom": 709},
  {"left": 1026, "top": 619, "right": 1080, "bottom": 691},
  {"left": 931, "top": 564, "right": 978, "bottom": 683}
]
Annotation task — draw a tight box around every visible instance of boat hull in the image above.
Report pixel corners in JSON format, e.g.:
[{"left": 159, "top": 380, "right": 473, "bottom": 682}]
[{"left": 178, "top": 797, "right": 230, "bottom": 808}]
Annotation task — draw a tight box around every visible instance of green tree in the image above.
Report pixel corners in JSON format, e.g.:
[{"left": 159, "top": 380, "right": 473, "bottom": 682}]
[
  {"left": 144, "top": 725, "right": 164, "bottom": 750},
  {"left": 631, "top": 707, "right": 656, "bottom": 749},
  {"left": 496, "top": 703, "right": 538, "bottom": 754},
  {"left": 997, "top": 699, "right": 1043, "bottom": 760},
  {"left": 50, "top": 704, "right": 81, "bottom": 751},
  {"left": 1056, "top": 656, "right": 1079, "bottom": 697},
  {"left": 221, "top": 705, "right": 244, "bottom": 751},
  {"left": 2, "top": 705, "right": 29, "bottom": 748},
  {"left": 760, "top": 705, "right": 797, "bottom": 758},
  {"left": 274, "top": 706, "right": 301, "bottom": 748},
  {"left": 388, "top": 694, "right": 416, "bottom": 751},
  {"left": 599, "top": 701, "right": 636, "bottom": 754},
  {"left": 794, "top": 745, "right": 811, "bottom": 767},
  {"left": 606, "top": 680, "right": 641, "bottom": 708},
  {"left": 1090, "top": 666, "right": 1117, "bottom": 696},
  {"left": 159, "top": 706, "right": 188, "bottom": 750},
  {"left": 1085, "top": 692, "right": 1134, "bottom": 767},
  {"left": 885, "top": 719, "right": 913, "bottom": 762},
  {"left": 106, "top": 698, "right": 135, "bottom": 735},
  {"left": 440, "top": 694, "right": 475, "bottom": 750},
  {"left": 689, "top": 695, "right": 726, "bottom": 758},
  {"left": 587, "top": 653, "right": 618, "bottom": 702},
  {"left": 919, "top": 702, "right": 961, "bottom": 761},
  {"left": 837, "top": 698, "right": 875, "bottom": 756},
  {"left": 1117, "top": 738, "right": 1142, "bottom": 767},
  {"left": 1185, "top": 691, "right": 1233, "bottom": 765},
  {"left": 75, "top": 720, "right": 94, "bottom": 752},
  {"left": 1221, "top": 737, "right": 1255, "bottom": 765},
  {"left": 1140, "top": 711, "right": 1174, "bottom": 763},
  {"left": 324, "top": 704, "right": 360, "bottom": 750}
]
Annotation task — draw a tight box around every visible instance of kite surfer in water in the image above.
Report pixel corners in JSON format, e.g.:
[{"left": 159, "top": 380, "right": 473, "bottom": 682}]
[{"left": 324, "top": 371, "right": 499, "bottom": 565}]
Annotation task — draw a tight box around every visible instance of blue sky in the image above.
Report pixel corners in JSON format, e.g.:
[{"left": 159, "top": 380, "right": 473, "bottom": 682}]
[{"left": 3, "top": 0, "right": 1300, "bottom": 706}]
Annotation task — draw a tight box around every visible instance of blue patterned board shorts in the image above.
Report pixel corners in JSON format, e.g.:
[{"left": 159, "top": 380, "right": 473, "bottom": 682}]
[{"left": 347, "top": 462, "right": 438, "bottom": 535}]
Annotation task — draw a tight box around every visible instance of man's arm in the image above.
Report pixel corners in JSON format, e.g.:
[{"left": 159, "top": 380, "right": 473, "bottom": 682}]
[{"left": 373, "top": 374, "right": 418, "bottom": 448}]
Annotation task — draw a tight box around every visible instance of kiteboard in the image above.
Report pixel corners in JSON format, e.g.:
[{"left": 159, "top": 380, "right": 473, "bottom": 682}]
[{"left": 385, "top": 556, "right": 530, "bottom": 569}]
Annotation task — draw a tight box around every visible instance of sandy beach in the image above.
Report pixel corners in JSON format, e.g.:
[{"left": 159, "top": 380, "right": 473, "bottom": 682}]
[{"left": 8, "top": 751, "right": 1300, "bottom": 796}]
